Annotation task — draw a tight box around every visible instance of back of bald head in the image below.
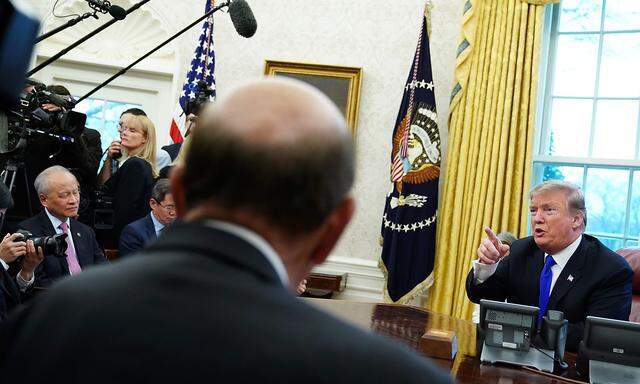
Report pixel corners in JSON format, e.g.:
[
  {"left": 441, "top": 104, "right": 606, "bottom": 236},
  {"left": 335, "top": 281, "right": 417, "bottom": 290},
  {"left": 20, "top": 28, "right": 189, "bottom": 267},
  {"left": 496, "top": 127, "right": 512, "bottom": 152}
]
[{"left": 181, "top": 77, "right": 355, "bottom": 233}]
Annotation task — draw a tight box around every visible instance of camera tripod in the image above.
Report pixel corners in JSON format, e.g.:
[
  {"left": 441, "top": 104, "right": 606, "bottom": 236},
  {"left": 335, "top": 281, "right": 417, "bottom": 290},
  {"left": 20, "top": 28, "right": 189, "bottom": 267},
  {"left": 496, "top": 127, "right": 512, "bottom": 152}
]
[{"left": 0, "top": 157, "right": 34, "bottom": 233}]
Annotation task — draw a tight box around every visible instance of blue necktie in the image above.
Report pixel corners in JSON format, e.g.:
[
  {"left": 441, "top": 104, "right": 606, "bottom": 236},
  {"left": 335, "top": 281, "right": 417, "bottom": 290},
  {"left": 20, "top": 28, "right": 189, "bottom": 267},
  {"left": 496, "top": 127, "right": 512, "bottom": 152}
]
[{"left": 538, "top": 255, "right": 556, "bottom": 325}]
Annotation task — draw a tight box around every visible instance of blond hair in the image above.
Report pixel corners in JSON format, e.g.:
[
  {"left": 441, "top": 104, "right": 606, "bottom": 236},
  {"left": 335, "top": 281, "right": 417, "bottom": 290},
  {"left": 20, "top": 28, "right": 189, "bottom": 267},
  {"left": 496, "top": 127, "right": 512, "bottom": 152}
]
[
  {"left": 530, "top": 180, "right": 587, "bottom": 230},
  {"left": 122, "top": 114, "right": 158, "bottom": 177}
]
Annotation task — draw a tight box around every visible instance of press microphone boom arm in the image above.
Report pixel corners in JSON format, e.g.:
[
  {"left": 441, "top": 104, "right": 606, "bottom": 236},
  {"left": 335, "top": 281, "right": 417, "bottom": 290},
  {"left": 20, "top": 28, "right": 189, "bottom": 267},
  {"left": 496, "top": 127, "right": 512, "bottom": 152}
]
[
  {"left": 75, "top": 1, "right": 231, "bottom": 104},
  {"left": 27, "top": 0, "right": 151, "bottom": 77},
  {"left": 35, "top": 12, "right": 98, "bottom": 44}
]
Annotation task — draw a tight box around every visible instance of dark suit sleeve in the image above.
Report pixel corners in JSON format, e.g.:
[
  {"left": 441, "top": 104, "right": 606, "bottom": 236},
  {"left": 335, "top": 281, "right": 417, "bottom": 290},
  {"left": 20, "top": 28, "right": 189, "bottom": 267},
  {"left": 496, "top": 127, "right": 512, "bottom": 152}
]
[
  {"left": 118, "top": 225, "right": 144, "bottom": 258},
  {"left": 89, "top": 228, "right": 107, "bottom": 265},
  {"left": 565, "top": 264, "right": 633, "bottom": 351},
  {"left": 466, "top": 257, "right": 511, "bottom": 304}
]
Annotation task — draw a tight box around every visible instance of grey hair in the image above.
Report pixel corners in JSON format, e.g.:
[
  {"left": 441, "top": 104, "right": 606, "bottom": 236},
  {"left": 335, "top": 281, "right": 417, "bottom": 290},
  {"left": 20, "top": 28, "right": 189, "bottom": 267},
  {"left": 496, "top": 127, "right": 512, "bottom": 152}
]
[
  {"left": 151, "top": 179, "right": 171, "bottom": 203},
  {"left": 530, "top": 180, "right": 587, "bottom": 230},
  {"left": 34, "top": 165, "right": 75, "bottom": 195}
]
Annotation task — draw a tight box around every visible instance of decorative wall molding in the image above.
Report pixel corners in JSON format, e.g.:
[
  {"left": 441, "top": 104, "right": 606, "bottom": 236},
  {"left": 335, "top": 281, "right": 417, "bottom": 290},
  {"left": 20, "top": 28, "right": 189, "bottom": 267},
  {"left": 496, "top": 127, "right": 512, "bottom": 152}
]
[
  {"left": 312, "top": 255, "right": 385, "bottom": 302},
  {"left": 35, "top": 0, "right": 183, "bottom": 73}
]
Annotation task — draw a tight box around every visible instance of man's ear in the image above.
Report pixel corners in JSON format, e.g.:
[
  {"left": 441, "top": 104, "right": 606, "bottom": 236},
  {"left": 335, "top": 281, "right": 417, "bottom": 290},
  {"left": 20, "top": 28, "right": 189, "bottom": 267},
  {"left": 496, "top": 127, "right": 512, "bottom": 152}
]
[
  {"left": 170, "top": 166, "right": 187, "bottom": 218},
  {"left": 39, "top": 193, "right": 48, "bottom": 209},
  {"left": 309, "top": 196, "right": 355, "bottom": 266},
  {"left": 572, "top": 211, "right": 584, "bottom": 230}
]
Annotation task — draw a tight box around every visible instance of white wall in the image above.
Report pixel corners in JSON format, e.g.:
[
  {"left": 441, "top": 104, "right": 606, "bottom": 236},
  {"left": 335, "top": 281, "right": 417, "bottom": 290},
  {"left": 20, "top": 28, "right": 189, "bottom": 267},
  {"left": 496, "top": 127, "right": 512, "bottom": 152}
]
[{"left": 28, "top": 0, "right": 466, "bottom": 300}]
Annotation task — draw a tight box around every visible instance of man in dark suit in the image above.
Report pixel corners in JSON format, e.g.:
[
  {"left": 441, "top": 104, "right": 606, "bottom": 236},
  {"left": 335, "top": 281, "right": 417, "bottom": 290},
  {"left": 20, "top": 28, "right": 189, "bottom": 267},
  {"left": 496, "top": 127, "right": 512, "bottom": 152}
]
[
  {"left": 0, "top": 78, "right": 452, "bottom": 383},
  {"left": 467, "top": 181, "right": 633, "bottom": 351},
  {"left": 18, "top": 166, "right": 107, "bottom": 288},
  {"left": 118, "top": 179, "right": 176, "bottom": 257},
  {"left": 0, "top": 182, "right": 44, "bottom": 321}
]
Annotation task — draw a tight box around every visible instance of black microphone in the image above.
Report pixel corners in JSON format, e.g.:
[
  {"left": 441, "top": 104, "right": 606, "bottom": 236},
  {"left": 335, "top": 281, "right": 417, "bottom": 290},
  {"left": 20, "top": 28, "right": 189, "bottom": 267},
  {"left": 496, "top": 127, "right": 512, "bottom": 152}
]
[
  {"left": 110, "top": 149, "right": 121, "bottom": 175},
  {"left": 85, "top": 0, "right": 127, "bottom": 20},
  {"left": 228, "top": 0, "right": 257, "bottom": 38}
]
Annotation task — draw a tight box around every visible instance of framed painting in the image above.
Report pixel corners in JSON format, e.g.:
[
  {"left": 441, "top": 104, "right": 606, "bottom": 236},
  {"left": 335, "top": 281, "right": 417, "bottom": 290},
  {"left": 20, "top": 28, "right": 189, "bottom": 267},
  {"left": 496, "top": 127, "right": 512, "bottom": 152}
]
[{"left": 264, "top": 60, "right": 362, "bottom": 136}]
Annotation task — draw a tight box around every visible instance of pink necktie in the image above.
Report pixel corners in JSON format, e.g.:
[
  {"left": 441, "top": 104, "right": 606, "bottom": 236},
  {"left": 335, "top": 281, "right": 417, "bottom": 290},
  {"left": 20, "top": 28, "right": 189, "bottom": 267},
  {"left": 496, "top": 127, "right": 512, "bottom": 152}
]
[{"left": 59, "top": 222, "right": 82, "bottom": 275}]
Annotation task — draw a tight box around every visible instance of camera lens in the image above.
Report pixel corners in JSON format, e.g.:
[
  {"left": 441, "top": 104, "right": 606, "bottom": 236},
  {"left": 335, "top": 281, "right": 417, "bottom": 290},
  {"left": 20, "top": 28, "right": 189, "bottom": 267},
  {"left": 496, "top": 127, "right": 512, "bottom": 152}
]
[{"left": 32, "top": 234, "right": 68, "bottom": 257}]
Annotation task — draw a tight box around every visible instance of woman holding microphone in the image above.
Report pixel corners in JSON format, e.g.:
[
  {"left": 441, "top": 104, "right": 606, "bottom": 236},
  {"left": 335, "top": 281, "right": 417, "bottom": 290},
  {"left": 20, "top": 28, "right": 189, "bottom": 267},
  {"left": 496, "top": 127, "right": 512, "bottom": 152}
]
[{"left": 98, "top": 113, "right": 157, "bottom": 246}]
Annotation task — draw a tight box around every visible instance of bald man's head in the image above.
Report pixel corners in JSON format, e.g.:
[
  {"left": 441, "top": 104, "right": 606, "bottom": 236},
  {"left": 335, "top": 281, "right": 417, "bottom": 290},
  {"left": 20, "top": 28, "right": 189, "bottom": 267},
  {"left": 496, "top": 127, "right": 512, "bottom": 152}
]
[{"left": 179, "top": 77, "right": 355, "bottom": 233}]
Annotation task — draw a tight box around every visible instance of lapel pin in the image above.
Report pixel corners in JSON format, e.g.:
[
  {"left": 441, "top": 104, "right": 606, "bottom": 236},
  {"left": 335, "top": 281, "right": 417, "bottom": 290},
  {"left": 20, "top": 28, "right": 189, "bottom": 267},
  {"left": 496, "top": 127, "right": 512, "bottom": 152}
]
[
  {"left": 567, "top": 275, "right": 574, "bottom": 282},
  {"left": 77, "top": 233, "right": 81, "bottom": 238}
]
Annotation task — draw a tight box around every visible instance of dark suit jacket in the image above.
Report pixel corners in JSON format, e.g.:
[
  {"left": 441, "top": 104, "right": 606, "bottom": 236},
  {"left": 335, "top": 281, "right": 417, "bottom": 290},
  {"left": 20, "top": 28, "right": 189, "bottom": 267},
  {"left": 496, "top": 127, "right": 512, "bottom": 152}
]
[
  {"left": 0, "top": 222, "right": 451, "bottom": 383},
  {"left": 0, "top": 268, "right": 20, "bottom": 322},
  {"left": 118, "top": 214, "right": 157, "bottom": 257},
  {"left": 466, "top": 234, "right": 633, "bottom": 352},
  {"left": 105, "top": 157, "right": 154, "bottom": 244},
  {"left": 18, "top": 211, "right": 107, "bottom": 287},
  {"left": 161, "top": 142, "right": 182, "bottom": 161}
]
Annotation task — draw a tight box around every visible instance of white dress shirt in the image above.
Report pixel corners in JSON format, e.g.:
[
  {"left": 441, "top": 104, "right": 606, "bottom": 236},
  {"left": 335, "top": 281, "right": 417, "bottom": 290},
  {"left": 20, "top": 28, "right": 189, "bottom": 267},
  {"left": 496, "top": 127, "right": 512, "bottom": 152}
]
[
  {"left": 204, "top": 220, "right": 289, "bottom": 287},
  {"left": 150, "top": 212, "right": 165, "bottom": 237},
  {"left": 44, "top": 208, "right": 78, "bottom": 275},
  {"left": 473, "top": 235, "right": 583, "bottom": 292}
]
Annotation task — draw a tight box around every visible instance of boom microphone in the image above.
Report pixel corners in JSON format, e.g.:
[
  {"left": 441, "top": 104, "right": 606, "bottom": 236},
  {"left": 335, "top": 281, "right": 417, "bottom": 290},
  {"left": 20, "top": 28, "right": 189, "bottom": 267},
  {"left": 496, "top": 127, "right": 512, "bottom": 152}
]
[
  {"left": 228, "top": 0, "right": 257, "bottom": 38},
  {"left": 85, "top": 0, "right": 127, "bottom": 20}
]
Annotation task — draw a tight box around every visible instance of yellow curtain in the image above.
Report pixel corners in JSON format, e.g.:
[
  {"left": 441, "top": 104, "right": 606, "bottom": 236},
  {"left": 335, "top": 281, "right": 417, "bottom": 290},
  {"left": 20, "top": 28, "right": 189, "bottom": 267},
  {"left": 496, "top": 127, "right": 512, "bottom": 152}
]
[{"left": 428, "top": 0, "right": 556, "bottom": 320}]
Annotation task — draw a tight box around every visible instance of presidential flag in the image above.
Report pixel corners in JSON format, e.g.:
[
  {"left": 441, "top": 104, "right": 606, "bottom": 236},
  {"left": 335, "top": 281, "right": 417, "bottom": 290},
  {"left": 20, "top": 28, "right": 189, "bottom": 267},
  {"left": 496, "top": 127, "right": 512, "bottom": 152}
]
[
  {"left": 168, "top": 0, "right": 217, "bottom": 143},
  {"left": 380, "top": 10, "right": 440, "bottom": 303}
]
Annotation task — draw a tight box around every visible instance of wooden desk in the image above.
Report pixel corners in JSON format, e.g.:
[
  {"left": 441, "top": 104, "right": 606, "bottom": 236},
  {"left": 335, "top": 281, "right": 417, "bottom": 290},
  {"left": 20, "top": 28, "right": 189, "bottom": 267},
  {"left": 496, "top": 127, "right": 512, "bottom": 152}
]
[{"left": 306, "top": 298, "right": 584, "bottom": 383}]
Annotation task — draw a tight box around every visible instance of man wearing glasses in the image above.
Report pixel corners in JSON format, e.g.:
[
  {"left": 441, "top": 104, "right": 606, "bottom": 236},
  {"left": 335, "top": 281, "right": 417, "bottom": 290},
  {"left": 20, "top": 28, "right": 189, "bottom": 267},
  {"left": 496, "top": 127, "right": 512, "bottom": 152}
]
[{"left": 118, "top": 179, "right": 176, "bottom": 257}]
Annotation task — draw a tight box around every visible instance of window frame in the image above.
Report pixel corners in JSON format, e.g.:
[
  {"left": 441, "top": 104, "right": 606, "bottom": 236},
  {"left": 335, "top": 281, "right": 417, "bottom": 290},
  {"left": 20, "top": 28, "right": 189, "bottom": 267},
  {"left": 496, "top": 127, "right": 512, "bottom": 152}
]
[{"left": 533, "top": 0, "right": 640, "bottom": 248}]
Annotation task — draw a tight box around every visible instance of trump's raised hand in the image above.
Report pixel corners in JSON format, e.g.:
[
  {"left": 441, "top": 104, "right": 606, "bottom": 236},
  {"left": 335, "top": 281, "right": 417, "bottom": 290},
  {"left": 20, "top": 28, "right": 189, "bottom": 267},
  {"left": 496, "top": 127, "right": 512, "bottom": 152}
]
[{"left": 477, "top": 227, "right": 510, "bottom": 265}]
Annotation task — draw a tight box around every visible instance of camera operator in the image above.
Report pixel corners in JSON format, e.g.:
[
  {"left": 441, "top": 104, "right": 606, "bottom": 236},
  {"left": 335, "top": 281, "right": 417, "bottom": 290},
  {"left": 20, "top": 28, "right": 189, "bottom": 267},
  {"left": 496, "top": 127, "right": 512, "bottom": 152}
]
[
  {"left": 0, "top": 183, "right": 44, "bottom": 321},
  {"left": 19, "top": 166, "right": 106, "bottom": 287},
  {"left": 11, "top": 84, "right": 102, "bottom": 225},
  {"left": 98, "top": 114, "right": 157, "bottom": 246}
]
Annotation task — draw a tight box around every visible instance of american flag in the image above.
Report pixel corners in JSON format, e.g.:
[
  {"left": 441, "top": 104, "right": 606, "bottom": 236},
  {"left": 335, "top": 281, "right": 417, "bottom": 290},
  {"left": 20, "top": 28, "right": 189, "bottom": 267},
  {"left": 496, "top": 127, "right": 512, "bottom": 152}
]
[
  {"left": 169, "top": 0, "right": 217, "bottom": 143},
  {"left": 380, "top": 8, "right": 441, "bottom": 304},
  {"left": 390, "top": 27, "right": 424, "bottom": 182}
]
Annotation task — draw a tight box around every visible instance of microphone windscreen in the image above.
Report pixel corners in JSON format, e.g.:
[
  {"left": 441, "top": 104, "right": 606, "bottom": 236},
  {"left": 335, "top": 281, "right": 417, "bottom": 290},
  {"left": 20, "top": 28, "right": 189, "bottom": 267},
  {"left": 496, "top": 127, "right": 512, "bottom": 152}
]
[
  {"left": 228, "top": 0, "right": 257, "bottom": 38},
  {"left": 109, "top": 5, "right": 127, "bottom": 20}
]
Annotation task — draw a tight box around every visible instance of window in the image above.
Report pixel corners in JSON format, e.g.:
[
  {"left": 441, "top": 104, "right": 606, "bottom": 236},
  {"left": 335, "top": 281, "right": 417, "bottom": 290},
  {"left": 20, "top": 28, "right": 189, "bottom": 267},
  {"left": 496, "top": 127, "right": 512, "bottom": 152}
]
[
  {"left": 535, "top": 0, "right": 640, "bottom": 249},
  {"left": 73, "top": 98, "right": 142, "bottom": 157}
]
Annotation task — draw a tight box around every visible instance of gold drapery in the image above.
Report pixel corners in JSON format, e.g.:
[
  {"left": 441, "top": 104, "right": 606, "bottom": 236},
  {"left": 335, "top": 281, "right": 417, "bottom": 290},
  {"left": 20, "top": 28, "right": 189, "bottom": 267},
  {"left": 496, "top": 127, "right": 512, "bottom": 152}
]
[{"left": 428, "top": 0, "right": 552, "bottom": 320}]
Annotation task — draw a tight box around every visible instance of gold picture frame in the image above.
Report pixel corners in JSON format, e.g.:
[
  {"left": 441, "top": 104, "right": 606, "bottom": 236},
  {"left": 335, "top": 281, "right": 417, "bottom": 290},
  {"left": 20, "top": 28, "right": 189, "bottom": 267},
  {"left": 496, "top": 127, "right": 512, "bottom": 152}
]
[{"left": 264, "top": 60, "right": 362, "bottom": 136}]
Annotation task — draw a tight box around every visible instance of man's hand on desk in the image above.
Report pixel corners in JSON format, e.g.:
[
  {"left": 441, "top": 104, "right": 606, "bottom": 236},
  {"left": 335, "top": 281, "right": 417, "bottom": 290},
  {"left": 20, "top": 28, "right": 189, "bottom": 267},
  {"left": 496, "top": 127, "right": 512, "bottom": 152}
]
[{"left": 477, "top": 227, "right": 510, "bottom": 265}]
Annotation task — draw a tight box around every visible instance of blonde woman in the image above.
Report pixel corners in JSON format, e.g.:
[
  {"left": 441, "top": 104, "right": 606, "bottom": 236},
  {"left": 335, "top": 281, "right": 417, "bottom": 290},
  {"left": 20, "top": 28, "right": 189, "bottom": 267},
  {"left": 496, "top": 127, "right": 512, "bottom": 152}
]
[{"left": 99, "top": 114, "right": 158, "bottom": 246}]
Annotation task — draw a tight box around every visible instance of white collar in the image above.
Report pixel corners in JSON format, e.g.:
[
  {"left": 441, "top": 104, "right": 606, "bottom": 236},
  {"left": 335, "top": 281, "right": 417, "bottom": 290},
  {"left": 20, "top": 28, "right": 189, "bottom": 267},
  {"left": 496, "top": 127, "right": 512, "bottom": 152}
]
[
  {"left": 203, "top": 220, "right": 289, "bottom": 287},
  {"left": 44, "top": 208, "right": 70, "bottom": 230},
  {"left": 150, "top": 212, "right": 164, "bottom": 234},
  {"left": 545, "top": 235, "right": 582, "bottom": 268}
]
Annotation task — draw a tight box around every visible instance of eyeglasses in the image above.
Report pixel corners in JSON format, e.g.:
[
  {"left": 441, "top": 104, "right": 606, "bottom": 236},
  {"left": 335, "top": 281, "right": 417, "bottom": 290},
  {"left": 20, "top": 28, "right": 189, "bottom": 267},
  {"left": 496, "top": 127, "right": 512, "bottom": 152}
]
[{"left": 160, "top": 203, "right": 176, "bottom": 212}]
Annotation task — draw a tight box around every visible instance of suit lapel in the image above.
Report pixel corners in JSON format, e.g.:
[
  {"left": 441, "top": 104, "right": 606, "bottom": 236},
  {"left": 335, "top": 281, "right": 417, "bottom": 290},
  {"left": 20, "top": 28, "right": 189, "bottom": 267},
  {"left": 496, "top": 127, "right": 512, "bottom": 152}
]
[
  {"left": 548, "top": 237, "right": 587, "bottom": 309},
  {"left": 41, "top": 212, "right": 70, "bottom": 273},
  {"left": 69, "top": 220, "right": 89, "bottom": 268},
  {"left": 526, "top": 248, "right": 546, "bottom": 305},
  {"left": 39, "top": 210, "right": 56, "bottom": 236},
  {"left": 145, "top": 214, "right": 157, "bottom": 240}
]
